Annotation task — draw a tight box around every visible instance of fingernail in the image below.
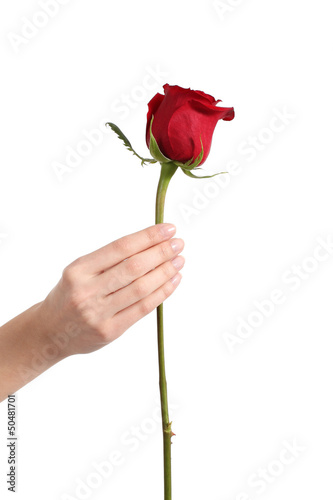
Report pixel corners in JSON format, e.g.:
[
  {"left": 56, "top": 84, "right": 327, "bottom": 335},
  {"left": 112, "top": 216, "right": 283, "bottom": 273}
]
[
  {"left": 171, "top": 255, "right": 185, "bottom": 270},
  {"left": 160, "top": 223, "right": 176, "bottom": 237},
  {"left": 171, "top": 238, "right": 184, "bottom": 253},
  {"left": 170, "top": 273, "right": 182, "bottom": 286}
]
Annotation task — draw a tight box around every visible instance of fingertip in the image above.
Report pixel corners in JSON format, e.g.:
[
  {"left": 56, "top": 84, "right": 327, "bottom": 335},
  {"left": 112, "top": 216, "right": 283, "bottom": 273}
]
[
  {"left": 171, "top": 255, "right": 185, "bottom": 271},
  {"left": 159, "top": 223, "right": 176, "bottom": 238},
  {"left": 170, "top": 272, "right": 182, "bottom": 286}
]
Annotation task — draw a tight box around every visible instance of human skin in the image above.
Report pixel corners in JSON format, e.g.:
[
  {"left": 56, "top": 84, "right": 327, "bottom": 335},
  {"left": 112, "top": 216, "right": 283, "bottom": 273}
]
[{"left": 0, "top": 223, "right": 184, "bottom": 402}]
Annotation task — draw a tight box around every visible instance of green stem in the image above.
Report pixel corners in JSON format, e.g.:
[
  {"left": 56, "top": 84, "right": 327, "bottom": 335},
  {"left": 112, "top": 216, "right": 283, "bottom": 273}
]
[{"left": 155, "top": 162, "right": 178, "bottom": 500}]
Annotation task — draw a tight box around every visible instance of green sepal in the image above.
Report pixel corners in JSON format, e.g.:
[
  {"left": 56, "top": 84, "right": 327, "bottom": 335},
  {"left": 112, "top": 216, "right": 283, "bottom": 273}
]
[
  {"left": 173, "top": 137, "right": 204, "bottom": 170},
  {"left": 106, "top": 122, "right": 157, "bottom": 166},
  {"left": 174, "top": 157, "right": 193, "bottom": 169},
  {"left": 149, "top": 116, "right": 173, "bottom": 163},
  {"left": 174, "top": 158, "right": 194, "bottom": 171},
  {"left": 181, "top": 168, "right": 228, "bottom": 179}
]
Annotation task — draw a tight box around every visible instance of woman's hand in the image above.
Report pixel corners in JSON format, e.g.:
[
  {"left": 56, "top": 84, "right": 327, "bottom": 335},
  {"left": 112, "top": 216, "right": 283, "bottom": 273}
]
[
  {"left": 40, "top": 223, "right": 184, "bottom": 356},
  {"left": 0, "top": 223, "right": 184, "bottom": 400}
]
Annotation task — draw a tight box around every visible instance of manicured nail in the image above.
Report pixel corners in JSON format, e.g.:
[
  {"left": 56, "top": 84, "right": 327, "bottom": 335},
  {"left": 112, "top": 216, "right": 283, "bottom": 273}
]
[
  {"left": 171, "top": 255, "right": 185, "bottom": 270},
  {"left": 170, "top": 238, "right": 184, "bottom": 253},
  {"left": 160, "top": 223, "right": 176, "bottom": 237},
  {"left": 170, "top": 273, "right": 182, "bottom": 286}
]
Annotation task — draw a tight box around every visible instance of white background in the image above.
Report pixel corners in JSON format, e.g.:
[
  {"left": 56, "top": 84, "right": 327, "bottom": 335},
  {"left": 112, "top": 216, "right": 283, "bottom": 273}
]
[{"left": 0, "top": 0, "right": 333, "bottom": 499}]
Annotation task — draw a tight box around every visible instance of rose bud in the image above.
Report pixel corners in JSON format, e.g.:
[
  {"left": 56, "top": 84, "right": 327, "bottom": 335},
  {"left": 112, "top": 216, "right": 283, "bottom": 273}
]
[{"left": 146, "top": 84, "right": 234, "bottom": 167}]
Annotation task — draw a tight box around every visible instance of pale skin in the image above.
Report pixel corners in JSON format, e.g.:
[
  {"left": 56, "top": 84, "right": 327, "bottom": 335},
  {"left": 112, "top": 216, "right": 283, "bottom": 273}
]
[{"left": 0, "top": 223, "right": 184, "bottom": 402}]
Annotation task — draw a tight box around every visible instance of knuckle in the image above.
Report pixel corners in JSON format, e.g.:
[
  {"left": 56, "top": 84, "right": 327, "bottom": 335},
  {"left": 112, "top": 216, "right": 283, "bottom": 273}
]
[
  {"left": 108, "top": 319, "right": 122, "bottom": 341},
  {"left": 82, "top": 305, "right": 99, "bottom": 324},
  {"left": 133, "top": 280, "right": 148, "bottom": 298},
  {"left": 94, "top": 321, "right": 111, "bottom": 343},
  {"left": 62, "top": 259, "right": 84, "bottom": 287},
  {"left": 159, "top": 241, "right": 172, "bottom": 260},
  {"left": 163, "top": 262, "right": 175, "bottom": 280},
  {"left": 104, "top": 274, "right": 121, "bottom": 295},
  {"left": 113, "top": 237, "right": 131, "bottom": 255},
  {"left": 62, "top": 265, "right": 76, "bottom": 286},
  {"left": 139, "top": 299, "right": 153, "bottom": 317},
  {"left": 126, "top": 258, "right": 142, "bottom": 276},
  {"left": 162, "top": 281, "right": 174, "bottom": 299},
  {"left": 66, "top": 289, "right": 85, "bottom": 309},
  {"left": 66, "top": 287, "right": 94, "bottom": 315},
  {"left": 145, "top": 226, "right": 158, "bottom": 243}
]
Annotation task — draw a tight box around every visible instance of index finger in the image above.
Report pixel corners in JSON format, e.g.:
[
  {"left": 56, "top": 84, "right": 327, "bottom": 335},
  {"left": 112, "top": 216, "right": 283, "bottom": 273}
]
[{"left": 79, "top": 223, "right": 176, "bottom": 275}]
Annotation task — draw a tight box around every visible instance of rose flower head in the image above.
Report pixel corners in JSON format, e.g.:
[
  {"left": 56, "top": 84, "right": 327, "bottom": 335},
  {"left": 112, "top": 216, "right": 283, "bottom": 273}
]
[{"left": 146, "top": 84, "right": 234, "bottom": 167}]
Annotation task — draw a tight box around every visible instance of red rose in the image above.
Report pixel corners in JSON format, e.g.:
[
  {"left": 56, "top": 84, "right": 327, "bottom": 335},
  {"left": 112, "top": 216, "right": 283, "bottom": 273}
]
[{"left": 146, "top": 84, "right": 234, "bottom": 166}]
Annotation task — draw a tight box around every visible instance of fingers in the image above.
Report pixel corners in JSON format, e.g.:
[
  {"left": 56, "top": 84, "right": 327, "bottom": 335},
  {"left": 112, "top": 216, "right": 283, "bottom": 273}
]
[
  {"left": 97, "top": 237, "right": 185, "bottom": 294},
  {"left": 111, "top": 273, "right": 182, "bottom": 338},
  {"left": 76, "top": 224, "right": 176, "bottom": 276},
  {"left": 107, "top": 255, "right": 185, "bottom": 313}
]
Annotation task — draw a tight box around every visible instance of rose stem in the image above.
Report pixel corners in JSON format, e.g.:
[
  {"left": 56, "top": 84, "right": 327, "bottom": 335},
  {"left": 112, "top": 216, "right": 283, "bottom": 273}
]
[{"left": 155, "top": 162, "right": 178, "bottom": 500}]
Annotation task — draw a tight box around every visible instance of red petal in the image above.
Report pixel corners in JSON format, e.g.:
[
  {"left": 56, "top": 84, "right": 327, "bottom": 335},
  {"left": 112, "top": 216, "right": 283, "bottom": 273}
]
[
  {"left": 146, "top": 92, "right": 165, "bottom": 148},
  {"left": 164, "top": 84, "right": 221, "bottom": 105},
  {"left": 167, "top": 100, "right": 234, "bottom": 164}
]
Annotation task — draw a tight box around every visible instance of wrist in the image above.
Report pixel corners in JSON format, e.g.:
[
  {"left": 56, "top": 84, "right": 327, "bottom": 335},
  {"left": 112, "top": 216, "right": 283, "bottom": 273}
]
[
  {"left": 33, "top": 299, "right": 71, "bottom": 365},
  {"left": 0, "top": 301, "right": 68, "bottom": 399},
  {"left": 17, "top": 300, "right": 69, "bottom": 387}
]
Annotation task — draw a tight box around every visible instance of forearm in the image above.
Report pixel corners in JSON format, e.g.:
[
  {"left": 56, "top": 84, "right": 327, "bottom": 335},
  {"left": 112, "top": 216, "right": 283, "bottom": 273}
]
[{"left": 0, "top": 302, "right": 65, "bottom": 402}]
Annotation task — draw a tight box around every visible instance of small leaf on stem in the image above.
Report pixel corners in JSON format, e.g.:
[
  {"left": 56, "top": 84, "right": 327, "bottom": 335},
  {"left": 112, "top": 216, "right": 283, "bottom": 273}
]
[
  {"left": 106, "top": 122, "right": 157, "bottom": 166},
  {"left": 181, "top": 168, "right": 228, "bottom": 179}
]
